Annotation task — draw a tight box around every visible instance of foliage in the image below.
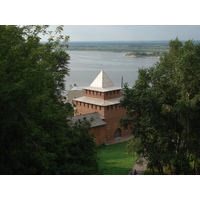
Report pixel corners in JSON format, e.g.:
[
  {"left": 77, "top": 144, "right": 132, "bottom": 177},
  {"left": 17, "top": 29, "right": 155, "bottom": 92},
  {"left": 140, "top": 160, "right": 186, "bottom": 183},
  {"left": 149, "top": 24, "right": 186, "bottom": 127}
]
[
  {"left": 120, "top": 38, "right": 200, "bottom": 175},
  {"left": 126, "top": 51, "right": 168, "bottom": 57},
  {"left": 0, "top": 25, "right": 98, "bottom": 174},
  {"left": 98, "top": 141, "right": 137, "bottom": 175}
]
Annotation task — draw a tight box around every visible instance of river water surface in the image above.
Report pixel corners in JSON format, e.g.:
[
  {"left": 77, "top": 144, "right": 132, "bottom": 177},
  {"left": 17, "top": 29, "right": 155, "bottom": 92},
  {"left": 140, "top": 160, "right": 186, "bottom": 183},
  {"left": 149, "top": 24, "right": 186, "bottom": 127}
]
[{"left": 65, "top": 51, "right": 159, "bottom": 91}]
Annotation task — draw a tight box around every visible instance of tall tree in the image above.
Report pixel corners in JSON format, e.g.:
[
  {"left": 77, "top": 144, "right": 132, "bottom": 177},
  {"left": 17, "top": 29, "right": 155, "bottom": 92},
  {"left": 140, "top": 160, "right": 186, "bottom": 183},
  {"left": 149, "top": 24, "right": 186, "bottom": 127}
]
[
  {"left": 120, "top": 38, "right": 200, "bottom": 174},
  {"left": 0, "top": 25, "right": 98, "bottom": 174}
]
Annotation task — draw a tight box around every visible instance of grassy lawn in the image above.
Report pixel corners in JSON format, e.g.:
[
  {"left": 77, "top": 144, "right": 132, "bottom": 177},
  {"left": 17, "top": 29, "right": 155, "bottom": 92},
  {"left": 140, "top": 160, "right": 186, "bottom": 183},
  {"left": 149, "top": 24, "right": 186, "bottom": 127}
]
[{"left": 98, "top": 141, "right": 137, "bottom": 175}]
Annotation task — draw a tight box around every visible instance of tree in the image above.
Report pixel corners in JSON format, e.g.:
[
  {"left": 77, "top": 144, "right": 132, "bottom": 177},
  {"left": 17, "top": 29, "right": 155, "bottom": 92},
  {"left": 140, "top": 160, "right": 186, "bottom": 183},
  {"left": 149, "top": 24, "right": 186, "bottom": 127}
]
[
  {"left": 120, "top": 38, "right": 200, "bottom": 174},
  {"left": 0, "top": 25, "right": 98, "bottom": 174}
]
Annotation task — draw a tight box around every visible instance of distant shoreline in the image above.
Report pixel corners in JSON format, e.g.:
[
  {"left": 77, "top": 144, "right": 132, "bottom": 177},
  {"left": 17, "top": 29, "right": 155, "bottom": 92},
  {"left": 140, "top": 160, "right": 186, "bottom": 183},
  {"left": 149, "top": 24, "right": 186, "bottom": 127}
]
[
  {"left": 67, "top": 50, "right": 161, "bottom": 58},
  {"left": 124, "top": 54, "right": 160, "bottom": 58}
]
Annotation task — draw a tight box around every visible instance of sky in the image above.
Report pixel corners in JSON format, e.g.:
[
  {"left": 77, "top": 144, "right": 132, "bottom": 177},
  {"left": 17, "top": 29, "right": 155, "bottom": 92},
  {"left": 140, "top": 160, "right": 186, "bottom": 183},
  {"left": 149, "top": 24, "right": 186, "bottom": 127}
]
[{"left": 43, "top": 25, "right": 200, "bottom": 42}]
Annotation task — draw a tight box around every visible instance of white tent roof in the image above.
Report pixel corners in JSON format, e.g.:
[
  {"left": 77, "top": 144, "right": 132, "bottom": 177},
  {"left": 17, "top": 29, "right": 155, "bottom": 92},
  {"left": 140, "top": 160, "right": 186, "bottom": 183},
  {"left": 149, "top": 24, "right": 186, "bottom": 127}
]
[
  {"left": 85, "top": 71, "right": 121, "bottom": 92},
  {"left": 90, "top": 70, "right": 115, "bottom": 88}
]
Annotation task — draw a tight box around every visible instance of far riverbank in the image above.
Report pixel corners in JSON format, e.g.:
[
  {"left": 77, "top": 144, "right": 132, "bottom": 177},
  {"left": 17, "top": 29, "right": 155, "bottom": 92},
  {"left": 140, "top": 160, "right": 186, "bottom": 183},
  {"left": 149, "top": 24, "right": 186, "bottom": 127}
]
[{"left": 124, "top": 54, "right": 160, "bottom": 59}]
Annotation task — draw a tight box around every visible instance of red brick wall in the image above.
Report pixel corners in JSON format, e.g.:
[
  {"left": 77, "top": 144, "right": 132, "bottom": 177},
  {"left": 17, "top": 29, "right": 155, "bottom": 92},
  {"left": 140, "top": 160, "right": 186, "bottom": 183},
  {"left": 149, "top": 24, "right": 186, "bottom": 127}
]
[
  {"left": 103, "top": 106, "right": 128, "bottom": 141},
  {"left": 88, "top": 120, "right": 130, "bottom": 145},
  {"left": 84, "top": 89, "right": 121, "bottom": 100},
  {"left": 89, "top": 126, "right": 106, "bottom": 144},
  {"left": 73, "top": 88, "right": 131, "bottom": 144},
  {"left": 74, "top": 101, "right": 105, "bottom": 117}
]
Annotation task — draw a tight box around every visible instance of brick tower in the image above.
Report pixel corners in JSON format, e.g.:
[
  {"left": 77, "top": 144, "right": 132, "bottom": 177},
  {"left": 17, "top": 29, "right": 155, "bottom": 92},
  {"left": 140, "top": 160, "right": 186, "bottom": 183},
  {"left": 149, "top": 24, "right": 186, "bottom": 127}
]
[{"left": 73, "top": 71, "right": 129, "bottom": 144}]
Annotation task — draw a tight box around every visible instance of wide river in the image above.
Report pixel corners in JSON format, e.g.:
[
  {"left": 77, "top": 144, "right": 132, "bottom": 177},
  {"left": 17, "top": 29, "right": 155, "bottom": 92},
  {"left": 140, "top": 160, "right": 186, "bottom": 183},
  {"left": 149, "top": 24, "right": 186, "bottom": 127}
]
[{"left": 64, "top": 51, "right": 159, "bottom": 92}]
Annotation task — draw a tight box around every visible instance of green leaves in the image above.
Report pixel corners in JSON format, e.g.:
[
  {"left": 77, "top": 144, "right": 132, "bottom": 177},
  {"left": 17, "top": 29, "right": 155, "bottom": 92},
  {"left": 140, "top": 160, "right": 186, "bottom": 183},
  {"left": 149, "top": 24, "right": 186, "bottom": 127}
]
[
  {"left": 121, "top": 38, "right": 200, "bottom": 174},
  {"left": 0, "top": 25, "right": 98, "bottom": 175}
]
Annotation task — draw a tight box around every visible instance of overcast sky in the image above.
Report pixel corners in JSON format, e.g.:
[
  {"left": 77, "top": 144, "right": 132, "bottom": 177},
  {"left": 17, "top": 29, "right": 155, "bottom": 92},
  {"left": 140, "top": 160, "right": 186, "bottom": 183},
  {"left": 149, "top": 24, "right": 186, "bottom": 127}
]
[{"left": 44, "top": 25, "right": 200, "bottom": 42}]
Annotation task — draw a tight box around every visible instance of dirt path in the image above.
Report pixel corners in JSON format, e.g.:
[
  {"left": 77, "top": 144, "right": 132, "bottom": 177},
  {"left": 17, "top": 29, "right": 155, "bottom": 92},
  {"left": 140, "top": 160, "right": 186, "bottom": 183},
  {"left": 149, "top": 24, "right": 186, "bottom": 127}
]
[
  {"left": 105, "top": 133, "right": 133, "bottom": 145},
  {"left": 129, "top": 158, "right": 147, "bottom": 175}
]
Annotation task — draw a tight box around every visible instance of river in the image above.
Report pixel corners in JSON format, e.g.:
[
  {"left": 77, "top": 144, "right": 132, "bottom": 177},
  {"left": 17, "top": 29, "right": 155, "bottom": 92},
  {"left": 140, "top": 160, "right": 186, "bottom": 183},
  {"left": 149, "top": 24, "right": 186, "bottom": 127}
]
[{"left": 64, "top": 51, "right": 159, "bottom": 92}]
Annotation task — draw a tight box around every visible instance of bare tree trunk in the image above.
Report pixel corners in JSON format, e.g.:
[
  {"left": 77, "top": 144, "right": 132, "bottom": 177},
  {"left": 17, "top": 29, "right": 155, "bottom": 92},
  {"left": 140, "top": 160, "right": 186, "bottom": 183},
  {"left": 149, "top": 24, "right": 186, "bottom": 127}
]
[
  {"left": 193, "top": 155, "right": 198, "bottom": 174},
  {"left": 169, "top": 162, "right": 173, "bottom": 175}
]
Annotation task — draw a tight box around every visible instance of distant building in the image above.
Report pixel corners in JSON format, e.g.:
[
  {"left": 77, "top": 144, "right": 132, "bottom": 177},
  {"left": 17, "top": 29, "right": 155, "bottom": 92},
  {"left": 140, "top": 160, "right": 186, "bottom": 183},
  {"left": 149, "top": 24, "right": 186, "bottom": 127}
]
[
  {"left": 71, "top": 70, "right": 130, "bottom": 144},
  {"left": 67, "top": 84, "right": 84, "bottom": 104}
]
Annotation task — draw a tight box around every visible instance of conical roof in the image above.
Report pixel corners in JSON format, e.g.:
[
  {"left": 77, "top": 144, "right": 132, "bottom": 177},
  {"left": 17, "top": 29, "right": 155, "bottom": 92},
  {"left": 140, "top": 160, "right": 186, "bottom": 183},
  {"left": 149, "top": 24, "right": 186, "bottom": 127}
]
[
  {"left": 85, "top": 70, "right": 121, "bottom": 92},
  {"left": 90, "top": 71, "right": 115, "bottom": 88}
]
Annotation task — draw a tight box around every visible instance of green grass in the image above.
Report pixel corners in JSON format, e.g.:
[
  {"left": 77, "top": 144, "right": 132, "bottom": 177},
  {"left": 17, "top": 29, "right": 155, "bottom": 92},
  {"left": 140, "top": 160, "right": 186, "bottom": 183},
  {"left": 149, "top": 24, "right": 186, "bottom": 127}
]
[{"left": 98, "top": 141, "right": 137, "bottom": 175}]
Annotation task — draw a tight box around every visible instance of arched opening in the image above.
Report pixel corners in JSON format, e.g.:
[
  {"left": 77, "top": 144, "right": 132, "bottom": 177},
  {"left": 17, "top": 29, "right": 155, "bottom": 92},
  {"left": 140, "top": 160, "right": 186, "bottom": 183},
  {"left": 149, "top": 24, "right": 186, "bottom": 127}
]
[{"left": 114, "top": 128, "right": 121, "bottom": 138}]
